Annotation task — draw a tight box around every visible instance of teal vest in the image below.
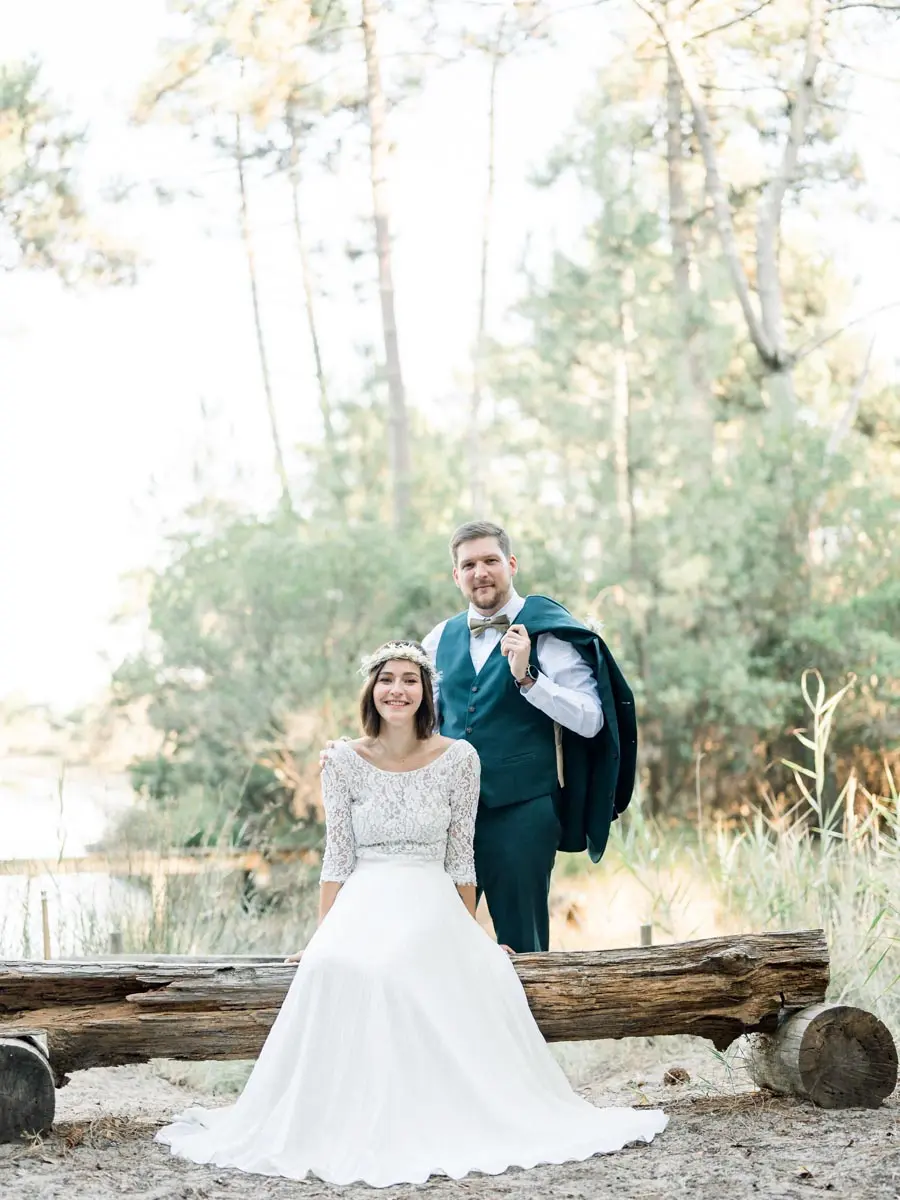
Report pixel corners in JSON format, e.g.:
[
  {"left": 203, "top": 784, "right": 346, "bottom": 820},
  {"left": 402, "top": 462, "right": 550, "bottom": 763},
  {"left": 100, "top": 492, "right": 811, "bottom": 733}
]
[
  {"left": 435, "top": 597, "right": 559, "bottom": 809},
  {"left": 434, "top": 593, "right": 637, "bottom": 862}
]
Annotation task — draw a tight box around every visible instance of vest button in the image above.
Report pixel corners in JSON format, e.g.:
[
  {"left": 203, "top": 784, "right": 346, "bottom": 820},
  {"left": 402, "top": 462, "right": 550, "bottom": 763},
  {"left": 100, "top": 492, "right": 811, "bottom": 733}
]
[
  {"left": 468, "top": 705, "right": 475, "bottom": 712},
  {"left": 471, "top": 685, "right": 478, "bottom": 693},
  {"left": 465, "top": 726, "right": 473, "bottom": 734}
]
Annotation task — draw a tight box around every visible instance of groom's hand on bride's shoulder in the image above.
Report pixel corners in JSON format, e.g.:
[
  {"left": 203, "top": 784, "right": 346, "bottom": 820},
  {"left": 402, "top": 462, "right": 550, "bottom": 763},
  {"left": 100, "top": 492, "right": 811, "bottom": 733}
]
[
  {"left": 318, "top": 737, "right": 349, "bottom": 770},
  {"left": 499, "top": 944, "right": 516, "bottom": 957}
]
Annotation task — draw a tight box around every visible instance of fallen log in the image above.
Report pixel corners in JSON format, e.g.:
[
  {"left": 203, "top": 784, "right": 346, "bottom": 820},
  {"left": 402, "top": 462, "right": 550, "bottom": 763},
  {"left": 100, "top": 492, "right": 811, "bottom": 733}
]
[
  {"left": 744, "top": 1003, "right": 898, "bottom": 1109},
  {"left": 1, "top": 930, "right": 828, "bottom": 1081}
]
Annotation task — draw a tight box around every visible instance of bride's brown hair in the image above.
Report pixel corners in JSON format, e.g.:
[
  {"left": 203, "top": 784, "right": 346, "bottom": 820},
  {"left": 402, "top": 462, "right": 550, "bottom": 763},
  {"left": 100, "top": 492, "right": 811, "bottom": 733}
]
[{"left": 359, "top": 641, "right": 437, "bottom": 740}]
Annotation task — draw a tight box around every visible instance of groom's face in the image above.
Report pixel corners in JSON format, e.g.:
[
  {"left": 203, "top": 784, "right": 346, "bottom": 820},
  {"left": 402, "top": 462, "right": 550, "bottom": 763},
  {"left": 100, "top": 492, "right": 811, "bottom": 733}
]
[{"left": 453, "top": 537, "right": 517, "bottom": 614}]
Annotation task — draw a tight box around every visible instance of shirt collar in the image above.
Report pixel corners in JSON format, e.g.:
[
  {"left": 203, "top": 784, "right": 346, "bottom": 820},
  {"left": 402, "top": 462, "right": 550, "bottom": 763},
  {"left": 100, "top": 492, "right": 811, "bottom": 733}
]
[{"left": 468, "top": 589, "right": 525, "bottom": 623}]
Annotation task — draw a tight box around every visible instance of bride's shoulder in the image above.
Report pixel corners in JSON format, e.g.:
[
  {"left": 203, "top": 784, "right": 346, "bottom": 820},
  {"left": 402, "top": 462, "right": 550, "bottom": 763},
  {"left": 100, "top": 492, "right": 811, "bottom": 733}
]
[
  {"left": 327, "top": 738, "right": 365, "bottom": 768},
  {"left": 445, "top": 738, "right": 479, "bottom": 764}
]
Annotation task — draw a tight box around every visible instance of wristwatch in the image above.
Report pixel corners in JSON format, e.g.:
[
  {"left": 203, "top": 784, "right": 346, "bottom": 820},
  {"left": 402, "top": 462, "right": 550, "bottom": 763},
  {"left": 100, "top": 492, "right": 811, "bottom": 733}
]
[{"left": 515, "top": 664, "right": 539, "bottom": 688}]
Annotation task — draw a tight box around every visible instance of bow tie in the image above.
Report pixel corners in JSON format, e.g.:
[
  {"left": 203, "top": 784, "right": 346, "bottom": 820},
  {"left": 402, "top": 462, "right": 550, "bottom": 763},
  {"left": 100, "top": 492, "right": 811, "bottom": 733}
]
[{"left": 469, "top": 614, "right": 511, "bottom": 637}]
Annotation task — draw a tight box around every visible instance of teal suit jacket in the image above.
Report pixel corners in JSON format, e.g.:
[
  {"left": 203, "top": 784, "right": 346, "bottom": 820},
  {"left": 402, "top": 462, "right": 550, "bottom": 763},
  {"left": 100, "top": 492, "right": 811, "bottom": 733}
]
[{"left": 516, "top": 596, "right": 636, "bottom": 862}]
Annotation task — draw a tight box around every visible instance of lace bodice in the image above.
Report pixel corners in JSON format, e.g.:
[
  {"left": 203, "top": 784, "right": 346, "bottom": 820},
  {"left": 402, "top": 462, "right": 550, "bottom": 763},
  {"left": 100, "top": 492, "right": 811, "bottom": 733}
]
[{"left": 319, "top": 739, "right": 480, "bottom": 886}]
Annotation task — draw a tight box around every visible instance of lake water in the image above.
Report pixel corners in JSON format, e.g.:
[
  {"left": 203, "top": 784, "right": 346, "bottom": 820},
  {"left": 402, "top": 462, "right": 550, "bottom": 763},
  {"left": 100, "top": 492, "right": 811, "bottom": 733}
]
[{"left": 0, "top": 755, "right": 145, "bottom": 957}]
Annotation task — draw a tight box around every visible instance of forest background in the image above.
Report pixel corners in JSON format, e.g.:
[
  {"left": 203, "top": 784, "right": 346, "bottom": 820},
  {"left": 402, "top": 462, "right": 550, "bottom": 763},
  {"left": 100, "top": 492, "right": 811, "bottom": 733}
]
[{"left": 1, "top": 0, "right": 899, "bottom": 877}]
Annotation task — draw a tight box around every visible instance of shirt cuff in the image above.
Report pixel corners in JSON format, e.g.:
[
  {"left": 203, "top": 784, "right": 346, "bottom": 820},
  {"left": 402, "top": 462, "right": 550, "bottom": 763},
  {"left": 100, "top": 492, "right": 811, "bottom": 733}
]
[{"left": 521, "top": 670, "right": 553, "bottom": 708}]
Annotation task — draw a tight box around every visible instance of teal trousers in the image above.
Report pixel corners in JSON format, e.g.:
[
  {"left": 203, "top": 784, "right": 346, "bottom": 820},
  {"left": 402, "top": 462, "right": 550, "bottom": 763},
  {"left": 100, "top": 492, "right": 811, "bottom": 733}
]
[{"left": 473, "top": 792, "right": 561, "bottom": 953}]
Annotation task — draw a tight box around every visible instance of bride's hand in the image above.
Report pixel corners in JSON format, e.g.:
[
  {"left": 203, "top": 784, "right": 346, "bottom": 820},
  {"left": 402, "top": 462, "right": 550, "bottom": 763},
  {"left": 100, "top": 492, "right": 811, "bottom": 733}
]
[
  {"left": 499, "top": 944, "right": 515, "bottom": 957},
  {"left": 284, "top": 951, "right": 304, "bottom": 964}
]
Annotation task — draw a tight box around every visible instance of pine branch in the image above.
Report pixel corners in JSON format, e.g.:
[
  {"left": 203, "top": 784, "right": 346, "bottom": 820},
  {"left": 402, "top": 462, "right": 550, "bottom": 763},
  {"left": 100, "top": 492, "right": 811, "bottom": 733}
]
[
  {"left": 694, "top": 0, "right": 777, "bottom": 40},
  {"left": 792, "top": 300, "right": 900, "bottom": 363}
]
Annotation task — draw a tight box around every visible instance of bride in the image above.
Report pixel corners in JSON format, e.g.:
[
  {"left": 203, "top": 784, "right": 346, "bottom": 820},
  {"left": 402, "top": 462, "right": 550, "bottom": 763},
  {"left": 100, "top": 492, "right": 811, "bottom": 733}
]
[{"left": 156, "top": 640, "right": 667, "bottom": 1187}]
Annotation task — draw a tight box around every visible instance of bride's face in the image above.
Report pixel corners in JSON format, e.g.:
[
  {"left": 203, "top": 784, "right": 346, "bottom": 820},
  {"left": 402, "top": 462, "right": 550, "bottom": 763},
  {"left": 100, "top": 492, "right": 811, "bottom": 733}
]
[{"left": 373, "top": 660, "right": 424, "bottom": 729}]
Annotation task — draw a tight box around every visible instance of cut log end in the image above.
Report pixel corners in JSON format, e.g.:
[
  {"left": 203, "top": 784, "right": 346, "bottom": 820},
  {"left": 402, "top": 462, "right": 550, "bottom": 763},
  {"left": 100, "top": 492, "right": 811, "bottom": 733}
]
[
  {"left": 746, "top": 1004, "right": 898, "bottom": 1110},
  {"left": 0, "top": 1036, "right": 56, "bottom": 1144}
]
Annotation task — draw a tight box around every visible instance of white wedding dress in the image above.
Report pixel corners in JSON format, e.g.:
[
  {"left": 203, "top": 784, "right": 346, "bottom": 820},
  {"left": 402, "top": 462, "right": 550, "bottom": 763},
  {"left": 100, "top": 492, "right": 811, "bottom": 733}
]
[{"left": 156, "top": 739, "right": 667, "bottom": 1187}]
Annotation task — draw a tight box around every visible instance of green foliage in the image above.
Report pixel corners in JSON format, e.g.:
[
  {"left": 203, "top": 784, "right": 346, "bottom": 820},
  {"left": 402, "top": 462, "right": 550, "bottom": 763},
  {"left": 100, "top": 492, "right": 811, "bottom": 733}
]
[
  {"left": 480, "top": 83, "right": 900, "bottom": 809},
  {"left": 86, "top": 1, "right": 897, "bottom": 827},
  {"left": 114, "top": 506, "right": 461, "bottom": 845},
  {"left": 0, "top": 60, "right": 136, "bottom": 284}
]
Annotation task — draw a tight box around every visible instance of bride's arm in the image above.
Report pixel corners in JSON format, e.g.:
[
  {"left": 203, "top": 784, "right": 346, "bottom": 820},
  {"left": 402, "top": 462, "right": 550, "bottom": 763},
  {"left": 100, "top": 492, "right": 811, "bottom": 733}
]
[
  {"left": 444, "top": 747, "right": 480, "bottom": 917},
  {"left": 318, "top": 880, "right": 343, "bottom": 923},
  {"left": 286, "top": 755, "right": 355, "bottom": 962},
  {"left": 456, "top": 884, "right": 477, "bottom": 918}
]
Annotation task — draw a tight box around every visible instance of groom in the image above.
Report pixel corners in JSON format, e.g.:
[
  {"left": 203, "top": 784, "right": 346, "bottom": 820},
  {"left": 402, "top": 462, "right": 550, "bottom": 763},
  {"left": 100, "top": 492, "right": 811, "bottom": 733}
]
[{"left": 421, "top": 521, "right": 636, "bottom": 954}]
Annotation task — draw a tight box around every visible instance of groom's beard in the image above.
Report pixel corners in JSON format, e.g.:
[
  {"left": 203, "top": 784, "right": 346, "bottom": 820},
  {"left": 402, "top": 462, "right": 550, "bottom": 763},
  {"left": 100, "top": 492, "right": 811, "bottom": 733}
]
[{"left": 468, "top": 580, "right": 512, "bottom": 615}]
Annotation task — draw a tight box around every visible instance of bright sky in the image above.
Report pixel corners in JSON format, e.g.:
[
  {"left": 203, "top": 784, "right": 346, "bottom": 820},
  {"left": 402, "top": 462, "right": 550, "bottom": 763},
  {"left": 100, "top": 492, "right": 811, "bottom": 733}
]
[{"left": 1, "top": 1, "right": 898, "bottom": 710}]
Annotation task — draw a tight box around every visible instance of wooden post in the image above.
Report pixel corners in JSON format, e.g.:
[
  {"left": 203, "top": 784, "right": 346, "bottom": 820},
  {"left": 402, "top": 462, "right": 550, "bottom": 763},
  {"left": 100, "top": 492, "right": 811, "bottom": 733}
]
[
  {"left": 108, "top": 929, "right": 124, "bottom": 955},
  {"left": 640, "top": 923, "right": 653, "bottom": 947},
  {"left": 744, "top": 1003, "right": 898, "bottom": 1109},
  {"left": 40, "top": 892, "right": 51, "bottom": 960},
  {"left": 0, "top": 1033, "right": 56, "bottom": 1144}
]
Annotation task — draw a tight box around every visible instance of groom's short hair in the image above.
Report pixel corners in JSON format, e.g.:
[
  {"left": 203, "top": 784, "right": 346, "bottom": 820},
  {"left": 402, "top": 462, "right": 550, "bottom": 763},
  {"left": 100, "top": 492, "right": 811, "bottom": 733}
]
[{"left": 450, "top": 521, "right": 511, "bottom": 565}]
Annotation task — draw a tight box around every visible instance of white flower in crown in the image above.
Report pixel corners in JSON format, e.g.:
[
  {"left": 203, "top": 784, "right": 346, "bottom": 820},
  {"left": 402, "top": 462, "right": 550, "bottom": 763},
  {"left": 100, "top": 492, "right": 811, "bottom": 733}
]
[{"left": 358, "top": 641, "right": 439, "bottom": 680}]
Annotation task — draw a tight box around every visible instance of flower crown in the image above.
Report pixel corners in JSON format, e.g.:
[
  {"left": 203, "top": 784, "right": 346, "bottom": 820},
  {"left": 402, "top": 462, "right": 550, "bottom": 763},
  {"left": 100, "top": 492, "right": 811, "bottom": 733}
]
[{"left": 358, "top": 641, "right": 439, "bottom": 681}]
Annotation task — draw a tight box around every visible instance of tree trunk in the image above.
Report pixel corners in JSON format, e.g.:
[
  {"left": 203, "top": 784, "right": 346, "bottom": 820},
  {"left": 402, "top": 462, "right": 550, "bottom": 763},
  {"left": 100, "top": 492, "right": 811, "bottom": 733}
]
[
  {"left": 744, "top": 1003, "right": 898, "bottom": 1109},
  {"left": 469, "top": 20, "right": 506, "bottom": 514},
  {"left": 662, "top": 29, "right": 774, "bottom": 368},
  {"left": 235, "top": 114, "right": 293, "bottom": 514},
  {"left": 285, "top": 124, "right": 337, "bottom": 454},
  {"left": 361, "top": 0, "right": 411, "bottom": 527},
  {"left": 754, "top": 0, "right": 824, "bottom": 426},
  {"left": 613, "top": 265, "right": 656, "bottom": 799},
  {"left": 613, "top": 267, "right": 638, "bottom": 568},
  {"left": 654, "top": 0, "right": 824, "bottom": 424},
  {"left": 808, "top": 338, "right": 875, "bottom": 564},
  {"left": 1, "top": 931, "right": 830, "bottom": 1080},
  {"left": 665, "top": 52, "right": 712, "bottom": 460},
  {"left": 286, "top": 156, "right": 348, "bottom": 509}
]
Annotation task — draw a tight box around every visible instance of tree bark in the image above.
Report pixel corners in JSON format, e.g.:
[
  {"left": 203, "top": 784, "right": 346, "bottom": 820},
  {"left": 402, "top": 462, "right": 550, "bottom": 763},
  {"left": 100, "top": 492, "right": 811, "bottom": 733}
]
[
  {"left": 665, "top": 52, "right": 712, "bottom": 459},
  {"left": 648, "top": 0, "right": 825, "bottom": 421},
  {"left": 235, "top": 113, "right": 293, "bottom": 514},
  {"left": 1, "top": 931, "right": 829, "bottom": 1079},
  {"left": 754, "top": 0, "right": 824, "bottom": 424},
  {"left": 613, "top": 267, "right": 638, "bottom": 569},
  {"left": 468, "top": 18, "right": 506, "bottom": 514},
  {"left": 744, "top": 1003, "right": 898, "bottom": 1109},
  {"left": 361, "top": 0, "right": 411, "bottom": 527},
  {"left": 808, "top": 337, "right": 875, "bottom": 564},
  {"left": 661, "top": 29, "right": 775, "bottom": 368},
  {"left": 285, "top": 113, "right": 337, "bottom": 455}
]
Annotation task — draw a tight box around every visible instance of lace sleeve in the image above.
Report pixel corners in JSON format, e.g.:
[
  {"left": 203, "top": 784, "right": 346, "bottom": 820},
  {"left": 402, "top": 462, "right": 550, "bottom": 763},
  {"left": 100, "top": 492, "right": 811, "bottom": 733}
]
[
  {"left": 319, "top": 755, "right": 356, "bottom": 883},
  {"left": 444, "top": 745, "right": 480, "bottom": 886}
]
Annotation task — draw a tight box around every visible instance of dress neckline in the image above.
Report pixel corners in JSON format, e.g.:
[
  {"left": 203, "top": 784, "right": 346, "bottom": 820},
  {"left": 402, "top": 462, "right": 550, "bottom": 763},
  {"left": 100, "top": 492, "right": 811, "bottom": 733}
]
[{"left": 349, "top": 740, "right": 461, "bottom": 776}]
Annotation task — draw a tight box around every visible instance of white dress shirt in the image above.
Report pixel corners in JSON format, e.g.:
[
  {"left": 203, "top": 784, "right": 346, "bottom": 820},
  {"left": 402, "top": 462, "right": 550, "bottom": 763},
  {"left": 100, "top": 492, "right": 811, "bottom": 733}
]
[{"left": 421, "top": 591, "right": 604, "bottom": 739}]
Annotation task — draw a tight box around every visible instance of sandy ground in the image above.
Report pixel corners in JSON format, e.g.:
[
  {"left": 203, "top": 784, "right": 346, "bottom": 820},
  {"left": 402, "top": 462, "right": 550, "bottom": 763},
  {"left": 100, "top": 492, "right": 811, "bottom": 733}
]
[{"left": 1, "top": 1043, "right": 897, "bottom": 1200}]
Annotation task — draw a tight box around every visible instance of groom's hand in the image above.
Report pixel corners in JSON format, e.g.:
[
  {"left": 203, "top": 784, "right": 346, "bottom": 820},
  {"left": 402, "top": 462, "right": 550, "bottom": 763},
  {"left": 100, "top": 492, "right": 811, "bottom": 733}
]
[
  {"left": 500, "top": 624, "right": 532, "bottom": 683},
  {"left": 318, "top": 737, "right": 350, "bottom": 770}
]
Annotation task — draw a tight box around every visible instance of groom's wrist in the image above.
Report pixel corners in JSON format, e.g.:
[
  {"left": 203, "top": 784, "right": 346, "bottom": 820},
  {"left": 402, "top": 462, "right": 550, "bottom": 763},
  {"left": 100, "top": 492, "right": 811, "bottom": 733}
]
[{"left": 515, "top": 665, "right": 538, "bottom": 691}]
